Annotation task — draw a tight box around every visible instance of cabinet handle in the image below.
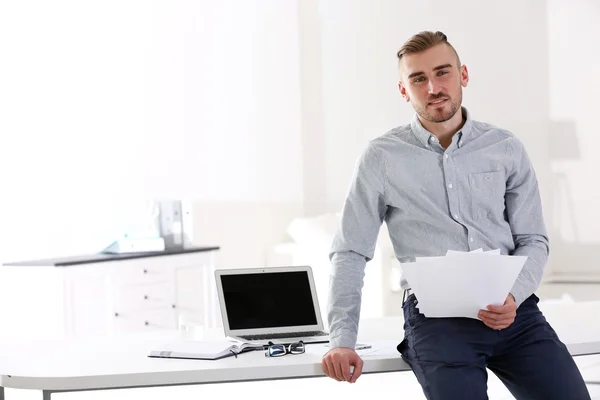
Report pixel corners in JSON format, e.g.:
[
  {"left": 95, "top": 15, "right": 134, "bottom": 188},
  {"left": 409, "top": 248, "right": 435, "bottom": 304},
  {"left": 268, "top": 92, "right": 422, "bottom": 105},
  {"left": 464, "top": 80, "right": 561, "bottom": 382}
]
[
  {"left": 144, "top": 295, "right": 148, "bottom": 300},
  {"left": 144, "top": 321, "right": 149, "bottom": 326},
  {"left": 143, "top": 269, "right": 148, "bottom": 274},
  {"left": 114, "top": 312, "right": 119, "bottom": 317},
  {"left": 172, "top": 304, "right": 176, "bottom": 309}
]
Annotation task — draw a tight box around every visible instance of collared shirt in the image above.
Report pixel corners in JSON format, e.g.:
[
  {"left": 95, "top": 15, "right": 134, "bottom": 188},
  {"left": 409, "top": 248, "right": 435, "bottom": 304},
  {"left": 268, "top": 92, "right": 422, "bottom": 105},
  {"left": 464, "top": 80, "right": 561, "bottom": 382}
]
[{"left": 327, "top": 107, "right": 549, "bottom": 349}]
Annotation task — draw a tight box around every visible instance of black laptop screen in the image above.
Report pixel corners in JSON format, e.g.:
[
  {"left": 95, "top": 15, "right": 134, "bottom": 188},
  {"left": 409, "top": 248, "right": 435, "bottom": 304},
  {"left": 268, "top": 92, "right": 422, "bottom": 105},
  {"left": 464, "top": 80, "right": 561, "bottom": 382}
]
[{"left": 221, "top": 271, "right": 318, "bottom": 330}]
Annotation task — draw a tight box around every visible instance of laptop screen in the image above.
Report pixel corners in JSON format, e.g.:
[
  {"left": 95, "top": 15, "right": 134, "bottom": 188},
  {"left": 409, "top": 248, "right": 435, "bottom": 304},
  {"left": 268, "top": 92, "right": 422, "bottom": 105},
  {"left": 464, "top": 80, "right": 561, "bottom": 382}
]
[{"left": 220, "top": 270, "right": 318, "bottom": 330}]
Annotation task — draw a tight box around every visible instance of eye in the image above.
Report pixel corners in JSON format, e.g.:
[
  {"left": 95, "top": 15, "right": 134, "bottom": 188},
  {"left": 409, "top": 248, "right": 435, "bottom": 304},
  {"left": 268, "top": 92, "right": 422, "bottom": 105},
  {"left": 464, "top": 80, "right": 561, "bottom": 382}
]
[
  {"left": 438, "top": 70, "right": 449, "bottom": 76},
  {"left": 414, "top": 77, "right": 425, "bottom": 83}
]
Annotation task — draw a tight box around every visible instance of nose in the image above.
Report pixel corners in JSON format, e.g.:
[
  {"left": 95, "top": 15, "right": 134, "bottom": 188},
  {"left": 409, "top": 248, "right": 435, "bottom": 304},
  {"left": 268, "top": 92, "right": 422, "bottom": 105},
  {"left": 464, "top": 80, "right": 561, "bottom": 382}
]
[{"left": 428, "top": 78, "right": 442, "bottom": 94}]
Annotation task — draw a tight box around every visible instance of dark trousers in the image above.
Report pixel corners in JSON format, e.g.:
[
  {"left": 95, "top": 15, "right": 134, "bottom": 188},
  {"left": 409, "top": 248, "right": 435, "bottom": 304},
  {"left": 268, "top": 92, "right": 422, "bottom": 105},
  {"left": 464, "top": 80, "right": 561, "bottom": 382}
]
[{"left": 398, "top": 293, "right": 591, "bottom": 400}]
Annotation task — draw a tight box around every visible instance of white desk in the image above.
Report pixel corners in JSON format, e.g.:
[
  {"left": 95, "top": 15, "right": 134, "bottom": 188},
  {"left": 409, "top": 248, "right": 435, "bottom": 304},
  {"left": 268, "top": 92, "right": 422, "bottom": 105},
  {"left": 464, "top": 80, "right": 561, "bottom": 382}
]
[{"left": 2, "top": 301, "right": 600, "bottom": 400}]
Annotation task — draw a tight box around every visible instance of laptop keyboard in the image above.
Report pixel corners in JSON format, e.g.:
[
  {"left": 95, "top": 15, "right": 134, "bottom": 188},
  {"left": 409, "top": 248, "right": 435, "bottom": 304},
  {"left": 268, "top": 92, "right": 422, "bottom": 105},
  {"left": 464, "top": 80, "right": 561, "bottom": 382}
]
[{"left": 240, "top": 331, "right": 328, "bottom": 341}]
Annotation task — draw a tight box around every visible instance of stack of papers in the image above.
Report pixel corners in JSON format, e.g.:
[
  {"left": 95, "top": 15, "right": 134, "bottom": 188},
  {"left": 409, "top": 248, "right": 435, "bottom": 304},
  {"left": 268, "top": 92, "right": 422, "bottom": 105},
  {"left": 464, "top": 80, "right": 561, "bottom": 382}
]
[{"left": 400, "top": 249, "right": 527, "bottom": 319}]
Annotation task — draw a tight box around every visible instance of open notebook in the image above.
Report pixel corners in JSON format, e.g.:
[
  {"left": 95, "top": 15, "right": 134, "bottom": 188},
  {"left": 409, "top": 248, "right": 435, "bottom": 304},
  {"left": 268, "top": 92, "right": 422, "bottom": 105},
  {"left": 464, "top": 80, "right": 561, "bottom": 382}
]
[{"left": 148, "top": 340, "right": 263, "bottom": 360}]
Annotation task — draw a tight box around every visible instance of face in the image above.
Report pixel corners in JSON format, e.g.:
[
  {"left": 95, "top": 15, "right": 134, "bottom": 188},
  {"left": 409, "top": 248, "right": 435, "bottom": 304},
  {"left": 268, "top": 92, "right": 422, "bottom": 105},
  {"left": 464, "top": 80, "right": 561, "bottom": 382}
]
[{"left": 398, "top": 44, "right": 469, "bottom": 123}]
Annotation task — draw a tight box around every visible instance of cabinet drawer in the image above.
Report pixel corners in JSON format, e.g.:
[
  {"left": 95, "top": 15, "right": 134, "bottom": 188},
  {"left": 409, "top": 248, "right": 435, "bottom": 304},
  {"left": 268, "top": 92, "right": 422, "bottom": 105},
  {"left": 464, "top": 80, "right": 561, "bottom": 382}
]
[
  {"left": 113, "top": 282, "right": 174, "bottom": 313},
  {"left": 112, "top": 308, "right": 177, "bottom": 333},
  {"left": 112, "top": 262, "right": 172, "bottom": 285}
]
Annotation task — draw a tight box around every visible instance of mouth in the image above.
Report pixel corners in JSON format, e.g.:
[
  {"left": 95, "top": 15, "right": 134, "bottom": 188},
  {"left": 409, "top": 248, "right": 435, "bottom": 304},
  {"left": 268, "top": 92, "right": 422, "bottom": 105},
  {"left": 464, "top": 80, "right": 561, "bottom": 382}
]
[{"left": 427, "top": 98, "right": 448, "bottom": 106}]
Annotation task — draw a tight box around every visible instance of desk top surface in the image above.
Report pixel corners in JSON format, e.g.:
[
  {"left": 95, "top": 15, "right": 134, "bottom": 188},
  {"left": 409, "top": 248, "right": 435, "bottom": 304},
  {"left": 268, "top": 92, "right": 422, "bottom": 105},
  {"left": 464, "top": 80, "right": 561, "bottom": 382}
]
[
  {"left": 2, "top": 246, "right": 220, "bottom": 267},
  {"left": 1, "top": 301, "right": 600, "bottom": 392}
]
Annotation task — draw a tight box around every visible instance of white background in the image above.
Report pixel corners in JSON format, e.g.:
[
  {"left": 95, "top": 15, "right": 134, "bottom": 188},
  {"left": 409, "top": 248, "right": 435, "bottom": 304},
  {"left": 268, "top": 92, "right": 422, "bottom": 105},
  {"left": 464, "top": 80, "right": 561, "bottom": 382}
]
[{"left": 0, "top": 0, "right": 598, "bottom": 273}]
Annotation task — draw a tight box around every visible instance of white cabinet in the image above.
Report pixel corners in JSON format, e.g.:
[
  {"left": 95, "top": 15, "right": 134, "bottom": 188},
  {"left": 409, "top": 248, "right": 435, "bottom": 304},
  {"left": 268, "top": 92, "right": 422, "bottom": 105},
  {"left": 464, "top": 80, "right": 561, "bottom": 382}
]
[{"left": 0, "top": 247, "right": 219, "bottom": 339}]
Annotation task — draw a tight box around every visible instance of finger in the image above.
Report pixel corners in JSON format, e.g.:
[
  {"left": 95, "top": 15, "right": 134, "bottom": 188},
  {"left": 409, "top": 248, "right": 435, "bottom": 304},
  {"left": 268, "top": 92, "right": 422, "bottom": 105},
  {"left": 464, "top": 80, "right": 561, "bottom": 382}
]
[
  {"left": 481, "top": 314, "right": 515, "bottom": 324},
  {"left": 483, "top": 319, "right": 509, "bottom": 329},
  {"left": 480, "top": 310, "right": 516, "bottom": 321},
  {"left": 350, "top": 357, "right": 364, "bottom": 383},
  {"left": 486, "top": 304, "right": 506, "bottom": 313},
  {"left": 341, "top": 359, "right": 352, "bottom": 381},
  {"left": 491, "top": 317, "right": 515, "bottom": 326},
  {"left": 332, "top": 359, "right": 345, "bottom": 382},
  {"left": 325, "top": 359, "right": 341, "bottom": 381},
  {"left": 481, "top": 317, "right": 514, "bottom": 330},
  {"left": 487, "top": 303, "right": 516, "bottom": 313},
  {"left": 321, "top": 359, "right": 330, "bottom": 377},
  {"left": 487, "top": 322, "right": 512, "bottom": 330},
  {"left": 479, "top": 310, "right": 502, "bottom": 322}
]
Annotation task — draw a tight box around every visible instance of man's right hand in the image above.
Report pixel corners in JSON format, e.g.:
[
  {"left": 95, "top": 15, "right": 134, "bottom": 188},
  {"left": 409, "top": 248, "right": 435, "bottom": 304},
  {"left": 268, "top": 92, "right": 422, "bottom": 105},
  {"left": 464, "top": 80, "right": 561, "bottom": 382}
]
[{"left": 321, "top": 347, "right": 364, "bottom": 383}]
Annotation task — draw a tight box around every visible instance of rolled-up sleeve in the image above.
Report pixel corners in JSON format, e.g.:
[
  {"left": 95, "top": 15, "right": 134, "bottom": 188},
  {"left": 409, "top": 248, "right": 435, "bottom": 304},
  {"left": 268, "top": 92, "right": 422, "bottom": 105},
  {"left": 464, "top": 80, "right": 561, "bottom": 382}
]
[
  {"left": 327, "top": 144, "right": 388, "bottom": 348},
  {"left": 506, "top": 138, "right": 550, "bottom": 307}
]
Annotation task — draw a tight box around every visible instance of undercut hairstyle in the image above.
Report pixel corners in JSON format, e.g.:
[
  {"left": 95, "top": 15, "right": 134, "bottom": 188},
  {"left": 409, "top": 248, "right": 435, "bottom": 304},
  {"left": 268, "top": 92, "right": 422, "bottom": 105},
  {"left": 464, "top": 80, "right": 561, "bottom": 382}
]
[{"left": 397, "top": 31, "right": 461, "bottom": 67}]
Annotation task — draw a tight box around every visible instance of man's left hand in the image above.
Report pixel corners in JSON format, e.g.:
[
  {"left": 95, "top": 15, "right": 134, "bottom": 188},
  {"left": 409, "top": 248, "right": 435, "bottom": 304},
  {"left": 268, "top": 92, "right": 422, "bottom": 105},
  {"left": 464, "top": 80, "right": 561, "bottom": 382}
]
[{"left": 478, "top": 294, "right": 517, "bottom": 330}]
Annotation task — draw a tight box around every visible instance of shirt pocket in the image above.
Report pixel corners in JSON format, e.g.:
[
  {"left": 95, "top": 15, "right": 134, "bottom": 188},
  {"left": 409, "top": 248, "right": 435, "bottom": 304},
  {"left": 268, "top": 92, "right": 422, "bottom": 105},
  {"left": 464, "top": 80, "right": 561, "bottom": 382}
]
[{"left": 468, "top": 170, "right": 506, "bottom": 220}]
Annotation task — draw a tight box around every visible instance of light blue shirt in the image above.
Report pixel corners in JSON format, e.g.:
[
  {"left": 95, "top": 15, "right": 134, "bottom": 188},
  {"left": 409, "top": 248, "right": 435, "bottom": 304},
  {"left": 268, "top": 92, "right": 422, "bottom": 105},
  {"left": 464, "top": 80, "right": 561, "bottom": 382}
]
[{"left": 327, "top": 107, "right": 549, "bottom": 349}]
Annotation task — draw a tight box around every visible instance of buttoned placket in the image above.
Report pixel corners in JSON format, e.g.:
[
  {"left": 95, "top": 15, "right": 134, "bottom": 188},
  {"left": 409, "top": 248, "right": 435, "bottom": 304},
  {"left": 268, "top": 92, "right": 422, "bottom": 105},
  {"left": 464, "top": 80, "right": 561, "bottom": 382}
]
[{"left": 440, "top": 133, "right": 476, "bottom": 250}]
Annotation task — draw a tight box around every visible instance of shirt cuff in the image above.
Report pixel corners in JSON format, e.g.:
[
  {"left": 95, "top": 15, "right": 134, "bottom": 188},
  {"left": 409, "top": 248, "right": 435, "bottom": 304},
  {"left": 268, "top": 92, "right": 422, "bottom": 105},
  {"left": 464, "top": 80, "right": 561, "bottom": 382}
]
[
  {"left": 328, "top": 328, "right": 357, "bottom": 349},
  {"left": 509, "top": 285, "right": 528, "bottom": 308}
]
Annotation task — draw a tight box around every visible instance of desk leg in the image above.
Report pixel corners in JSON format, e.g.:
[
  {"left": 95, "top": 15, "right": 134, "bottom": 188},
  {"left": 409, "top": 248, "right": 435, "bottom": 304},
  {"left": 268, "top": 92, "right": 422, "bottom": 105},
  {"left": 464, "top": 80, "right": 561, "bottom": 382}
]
[
  {"left": 1, "top": 386, "right": 4, "bottom": 400},
  {"left": 43, "top": 390, "right": 51, "bottom": 400}
]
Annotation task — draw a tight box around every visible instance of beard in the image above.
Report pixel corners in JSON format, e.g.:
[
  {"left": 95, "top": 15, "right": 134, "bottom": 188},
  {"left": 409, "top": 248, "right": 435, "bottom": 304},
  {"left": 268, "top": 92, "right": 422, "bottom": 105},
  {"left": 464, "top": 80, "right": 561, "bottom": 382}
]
[{"left": 413, "top": 89, "right": 462, "bottom": 123}]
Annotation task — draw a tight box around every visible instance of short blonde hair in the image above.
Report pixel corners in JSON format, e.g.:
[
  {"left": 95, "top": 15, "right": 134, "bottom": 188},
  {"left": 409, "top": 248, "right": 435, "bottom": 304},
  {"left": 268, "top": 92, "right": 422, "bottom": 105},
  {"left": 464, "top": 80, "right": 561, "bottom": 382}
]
[{"left": 397, "top": 31, "right": 460, "bottom": 66}]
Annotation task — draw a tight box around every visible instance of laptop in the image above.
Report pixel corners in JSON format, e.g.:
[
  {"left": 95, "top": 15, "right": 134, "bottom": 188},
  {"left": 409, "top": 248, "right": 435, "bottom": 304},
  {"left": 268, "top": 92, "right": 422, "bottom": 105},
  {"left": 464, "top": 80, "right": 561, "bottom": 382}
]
[{"left": 214, "top": 266, "right": 329, "bottom": 346}]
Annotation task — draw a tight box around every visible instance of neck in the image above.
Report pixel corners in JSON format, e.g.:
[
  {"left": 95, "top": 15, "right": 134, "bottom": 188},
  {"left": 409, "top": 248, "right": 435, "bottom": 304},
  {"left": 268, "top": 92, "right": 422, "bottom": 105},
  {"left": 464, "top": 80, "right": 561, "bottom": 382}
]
[{"left": 418, "top": 108, "right": 466, "bottom": 148}]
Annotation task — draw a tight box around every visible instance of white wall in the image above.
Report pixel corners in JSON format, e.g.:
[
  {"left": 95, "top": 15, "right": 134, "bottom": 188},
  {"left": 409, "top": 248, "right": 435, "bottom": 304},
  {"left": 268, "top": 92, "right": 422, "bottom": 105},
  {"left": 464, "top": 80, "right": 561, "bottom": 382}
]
[
  {"left": 546, "top": 0, "right": 600, "bottom": 276},
  {"left": 0, "top": 1, "right": 156, "bottom": 261},
  {"left": 141, "top": 0, "right": 304, "bottom": 202},
  {"left": 0, "top": 1, "right": 305, "bottom": 263},
  {"left": 139, "top": 1, "right": 307, "bottom": 269}
]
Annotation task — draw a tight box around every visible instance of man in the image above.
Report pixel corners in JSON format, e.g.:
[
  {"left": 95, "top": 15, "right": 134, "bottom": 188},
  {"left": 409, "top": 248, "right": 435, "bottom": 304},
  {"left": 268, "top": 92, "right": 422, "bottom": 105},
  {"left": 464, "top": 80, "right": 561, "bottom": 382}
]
[{"left": 321, "top": 31, "right": 590, "bottom": 399}]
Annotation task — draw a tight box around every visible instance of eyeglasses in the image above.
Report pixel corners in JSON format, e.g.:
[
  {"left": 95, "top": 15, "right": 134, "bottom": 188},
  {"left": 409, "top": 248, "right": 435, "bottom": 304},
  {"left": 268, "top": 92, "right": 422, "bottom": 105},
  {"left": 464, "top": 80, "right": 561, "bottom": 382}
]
[{"left": 264, "top": 341, "right": 305, "bottom": 357}]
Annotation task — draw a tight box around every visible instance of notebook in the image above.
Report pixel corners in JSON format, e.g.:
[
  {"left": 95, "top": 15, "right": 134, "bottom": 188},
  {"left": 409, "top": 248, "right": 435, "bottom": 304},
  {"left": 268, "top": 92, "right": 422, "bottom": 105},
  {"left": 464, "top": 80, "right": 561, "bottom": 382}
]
[
  {"left": 148, "top": 339, "right": 262, "bottom": 360},
  {"left": 214, "top": 266, "right": 329, "bottom": 346}
]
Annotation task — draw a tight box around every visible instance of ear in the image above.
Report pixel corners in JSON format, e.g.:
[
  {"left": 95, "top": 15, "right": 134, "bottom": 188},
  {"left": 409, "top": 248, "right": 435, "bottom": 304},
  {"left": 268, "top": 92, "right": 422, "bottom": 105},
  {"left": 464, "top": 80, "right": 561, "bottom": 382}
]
[
  {"left": 398, "top": 81, "right": 410, "bottom": 102},
  {"left": 460, "top": 65, "right": 469, "bottom": 88}
]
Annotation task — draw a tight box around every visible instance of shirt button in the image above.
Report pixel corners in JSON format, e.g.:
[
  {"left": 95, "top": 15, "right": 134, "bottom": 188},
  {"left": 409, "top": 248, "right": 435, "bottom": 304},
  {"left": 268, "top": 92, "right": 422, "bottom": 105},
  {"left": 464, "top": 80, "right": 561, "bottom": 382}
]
[
  {"left": 444, "top": 154, "right": 449, "bottom": 159},
  {"left": 448, "top": 183, "right": 453, "bottom": 189},
  {"left": 454, "top": 214, "right": 459, "bottom": 220},
  {"left": 470, "top": 237, "right": 474, "bottom": 242}
]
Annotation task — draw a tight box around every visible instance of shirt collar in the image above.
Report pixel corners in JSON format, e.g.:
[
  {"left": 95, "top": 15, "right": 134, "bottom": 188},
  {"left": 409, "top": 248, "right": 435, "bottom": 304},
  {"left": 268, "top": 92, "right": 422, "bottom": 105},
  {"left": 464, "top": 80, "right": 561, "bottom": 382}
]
[{"left": 410, "top": 106, "right": 474, "bottom": 149}]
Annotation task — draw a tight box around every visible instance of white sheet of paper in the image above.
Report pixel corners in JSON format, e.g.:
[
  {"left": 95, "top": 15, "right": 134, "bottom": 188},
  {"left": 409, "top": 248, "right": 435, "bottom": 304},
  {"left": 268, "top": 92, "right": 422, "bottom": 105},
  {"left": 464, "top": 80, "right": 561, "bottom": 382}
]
[
  {"left": 401, "top": 253, "right": 526, "bottom": 319},
  {"left": 415, "top": 248, "right": 498, "bottom": 263},
  {"left": 446, "top": 248, "right": 483, "bottom": 255},
  {"left": 446, "top": 249, "right": 502, "bottom": 256}
]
